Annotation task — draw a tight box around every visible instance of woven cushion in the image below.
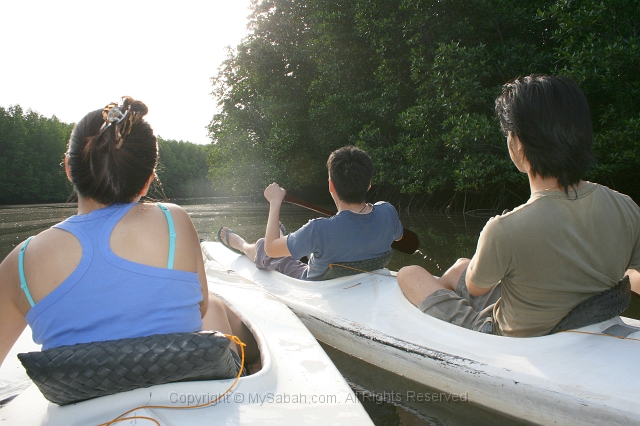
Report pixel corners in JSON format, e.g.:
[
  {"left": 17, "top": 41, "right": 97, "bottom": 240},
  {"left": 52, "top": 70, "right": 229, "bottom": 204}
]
[
  {"left": 321, "top": 250, "right": 393, "bottom": 280},
  {"left": 550, "top": 275, "right": 631, "bottom": 334},
  {"left": 18, "top": 331, "right": 237, "bottom": 405}
]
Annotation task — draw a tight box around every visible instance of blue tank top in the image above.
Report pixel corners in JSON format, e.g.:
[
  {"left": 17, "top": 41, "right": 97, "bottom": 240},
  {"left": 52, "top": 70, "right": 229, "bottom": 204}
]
[{"left": 21, "top": 203, "right": 203, "bottom": 350}]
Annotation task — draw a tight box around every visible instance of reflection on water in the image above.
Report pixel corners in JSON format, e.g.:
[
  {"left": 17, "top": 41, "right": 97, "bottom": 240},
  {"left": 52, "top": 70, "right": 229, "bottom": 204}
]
[
  {"left": 320, "top": 343, "right": 534, "bottom": 426},
  {"left": 0, "top": 204, "right": 77, "bottom": 256},
  {"left": 1, "top": 200, "right": 639, "bottom": 425}
]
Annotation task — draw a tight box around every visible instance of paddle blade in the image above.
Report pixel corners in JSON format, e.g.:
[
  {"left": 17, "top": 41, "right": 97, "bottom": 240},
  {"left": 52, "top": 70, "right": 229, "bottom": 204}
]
[{"left": 392, "top": 229, "right": 420, "bottom": 254}]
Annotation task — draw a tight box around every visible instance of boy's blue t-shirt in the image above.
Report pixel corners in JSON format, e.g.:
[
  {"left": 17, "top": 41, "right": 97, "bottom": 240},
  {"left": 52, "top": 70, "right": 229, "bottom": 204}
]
[{"left": 286, "top": 201, "right": 403, "bottom": 280}]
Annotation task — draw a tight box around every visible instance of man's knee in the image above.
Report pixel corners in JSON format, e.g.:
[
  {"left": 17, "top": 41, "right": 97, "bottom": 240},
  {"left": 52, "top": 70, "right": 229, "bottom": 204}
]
[
  {"left": 452, "top": 258, "right": 470, "bottom": 270},
  {"left": 398, "top": 265, "right": 444, "bottom": 306},
  {"left": 397, "top": 265, "right": 427, "bottom": 288},
  {"left": 439, "top": 258, "right": 470, "bottom": 291}
]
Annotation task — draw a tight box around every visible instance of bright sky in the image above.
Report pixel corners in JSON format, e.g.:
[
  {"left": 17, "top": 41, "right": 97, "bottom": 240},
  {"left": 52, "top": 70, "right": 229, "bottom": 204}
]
[{"left": 0, "top": 1, "right": 253, "bottom": 145}]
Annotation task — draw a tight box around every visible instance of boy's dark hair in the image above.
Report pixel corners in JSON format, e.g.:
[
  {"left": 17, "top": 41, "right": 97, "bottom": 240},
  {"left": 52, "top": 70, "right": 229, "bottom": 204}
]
[
  {"left": 67, "top": 97, "right": 158, "bottom": 205},
  {"left": 327, "top": 146, "right": 373, "bottom": 204},
  {"left": 494, "top": 74, "right": 595, "bottom": 193}
]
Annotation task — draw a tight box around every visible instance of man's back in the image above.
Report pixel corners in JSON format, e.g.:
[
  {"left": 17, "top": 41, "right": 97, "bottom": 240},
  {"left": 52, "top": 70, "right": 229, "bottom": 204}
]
[{"left": 475, "top": 182, "right": 640, "bottom": 336}]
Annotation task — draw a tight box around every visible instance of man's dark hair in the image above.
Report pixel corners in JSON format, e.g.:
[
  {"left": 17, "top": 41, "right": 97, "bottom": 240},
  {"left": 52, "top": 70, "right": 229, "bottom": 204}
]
[
  {"left": 327, "top": 146, "right": 373, "bottom": 204},
  {"left": 495, "top": 74, "right": 595, "bottom": 193}
]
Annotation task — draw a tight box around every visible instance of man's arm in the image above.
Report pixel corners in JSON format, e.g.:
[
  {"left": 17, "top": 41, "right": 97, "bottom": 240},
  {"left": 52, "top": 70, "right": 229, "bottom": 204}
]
[
  {"left": 627, "top": 269, "right": 640, "bottom": 296},
  {"left": 466, "top": 274, "right": 495, "bottom": 297},
  {"left": 263, "top": 183, "right": 291, "bottom": 258},
  {"left": 465, "top": 216, "right": 508, "bottom": 297}
]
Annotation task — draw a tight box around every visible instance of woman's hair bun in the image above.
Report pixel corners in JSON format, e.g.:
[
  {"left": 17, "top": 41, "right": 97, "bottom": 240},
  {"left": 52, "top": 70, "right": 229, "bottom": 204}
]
[
  {"left": 121, "top": 96, "right": 149, "bottom": 117},
  {"left": 66, "top": 96, "right": 158, "bottom": 205}
]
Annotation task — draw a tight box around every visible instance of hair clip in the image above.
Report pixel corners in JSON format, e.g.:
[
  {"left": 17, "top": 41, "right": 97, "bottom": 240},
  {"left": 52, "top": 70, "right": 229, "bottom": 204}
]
[
  {"left": 98, "top": 98, "right": 139, "bottom": 149},
  {"left": 106, "top": 106, "right": 129, "bottom": 124}
]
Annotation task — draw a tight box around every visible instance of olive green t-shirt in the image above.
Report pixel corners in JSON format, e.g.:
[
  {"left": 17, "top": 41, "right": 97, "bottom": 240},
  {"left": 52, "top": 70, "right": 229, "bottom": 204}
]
[{"left": 467, "top": 182, "right": 640, "bottom": 337}]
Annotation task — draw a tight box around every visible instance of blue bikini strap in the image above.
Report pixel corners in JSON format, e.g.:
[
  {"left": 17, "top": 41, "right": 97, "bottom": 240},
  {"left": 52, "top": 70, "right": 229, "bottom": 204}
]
[
  {"left": 157, "top": 203, "right": 176, "bottom": 269},
  {"left": 18, "top": 236, "right": 36, "bottom": 307}
]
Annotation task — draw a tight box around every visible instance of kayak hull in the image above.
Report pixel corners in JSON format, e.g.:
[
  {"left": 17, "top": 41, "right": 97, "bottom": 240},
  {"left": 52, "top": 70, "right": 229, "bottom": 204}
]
[
  {"left": 0, "top": 253, "right": 372, "bottom": 425},
  {"left": 202, "top": 241, "right": 640, "bottom": 426}
]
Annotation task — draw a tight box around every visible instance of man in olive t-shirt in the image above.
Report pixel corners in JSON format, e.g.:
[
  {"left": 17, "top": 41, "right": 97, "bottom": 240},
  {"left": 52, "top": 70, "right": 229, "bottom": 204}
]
[
  {"left": 397, "top": 75, "right": 640, "bottom": 337},
  {"left": 468, "top": 182, "right": 640, "bottom": 336}
]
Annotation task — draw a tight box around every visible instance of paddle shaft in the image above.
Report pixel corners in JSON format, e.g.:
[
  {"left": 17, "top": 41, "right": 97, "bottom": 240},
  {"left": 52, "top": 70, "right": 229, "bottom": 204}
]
[{"left": 283, "top": 193, "right": 420, "bottom": 254}]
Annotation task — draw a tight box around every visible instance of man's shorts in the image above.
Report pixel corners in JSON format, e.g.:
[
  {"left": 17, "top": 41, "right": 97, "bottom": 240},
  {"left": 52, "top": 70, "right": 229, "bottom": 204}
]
[
  {"left": 416, "top": 268, "right": 501, "bottom": 333},
  {"left": 253, "top": 238, "right": 308, "bottom": 280}
]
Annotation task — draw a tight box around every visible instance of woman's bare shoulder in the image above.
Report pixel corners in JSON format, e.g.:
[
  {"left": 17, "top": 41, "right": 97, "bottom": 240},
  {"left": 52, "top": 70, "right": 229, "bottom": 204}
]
[
  {"left": 3, "top": 228, "right": 79, "bottom": 265},
  {"left": 113, "top": 202, "right": 200, "bottom": 270},
  {"left": 0, "top": 228, "right": 80, "bottom": 314}
]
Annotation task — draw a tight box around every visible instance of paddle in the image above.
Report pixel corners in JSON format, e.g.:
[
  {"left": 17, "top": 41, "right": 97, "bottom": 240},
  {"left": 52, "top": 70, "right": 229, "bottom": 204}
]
[{"left": 283, "top": 193, "right": 420, "bottom": 254}]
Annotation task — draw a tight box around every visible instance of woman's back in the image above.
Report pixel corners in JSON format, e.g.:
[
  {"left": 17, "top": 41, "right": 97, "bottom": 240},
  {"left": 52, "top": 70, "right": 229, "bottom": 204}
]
[
  {"left": 19, "top": 202, "right": 205, "bottom": 349},
  {"left": 0, "top": 97, "right": 225, "bottom": 365}
]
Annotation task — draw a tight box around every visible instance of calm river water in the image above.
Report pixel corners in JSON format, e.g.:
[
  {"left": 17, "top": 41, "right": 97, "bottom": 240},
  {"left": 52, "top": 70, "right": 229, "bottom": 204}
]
[{"left": 1, "top": 200, "right": 638, "bottom": 425}]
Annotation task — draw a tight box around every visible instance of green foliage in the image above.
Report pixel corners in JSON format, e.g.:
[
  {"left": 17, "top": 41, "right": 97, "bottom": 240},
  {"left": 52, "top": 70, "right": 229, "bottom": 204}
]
[
  {"left": 156, "top": 138, "right": 216, "bottom": 199},
  {"left": 0, "top": 105, "right": 73, "bottom": 204},
  {"left": 540, "top": 0, "right": 640, "bottom": 194},
  {"left": 207, "top": 0, "right": 324, "bottom": 195},
  {"left": 0, "top": 107, "right": 213, "bottom": 204},
  {"left": 210, "top": 0, "right": 640, "bottom": 208}
]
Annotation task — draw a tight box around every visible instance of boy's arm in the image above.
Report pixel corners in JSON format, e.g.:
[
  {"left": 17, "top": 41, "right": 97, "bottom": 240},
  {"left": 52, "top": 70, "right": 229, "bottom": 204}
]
[{"left": 263, "top": 183, "right": 291, "bottom": 258}]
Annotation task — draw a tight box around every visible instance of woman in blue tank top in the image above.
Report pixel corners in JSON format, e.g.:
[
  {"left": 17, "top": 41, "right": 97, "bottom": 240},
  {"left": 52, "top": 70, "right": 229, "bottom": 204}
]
[{"left": 0, "top": 97, "right": 239, "bottom": 364}]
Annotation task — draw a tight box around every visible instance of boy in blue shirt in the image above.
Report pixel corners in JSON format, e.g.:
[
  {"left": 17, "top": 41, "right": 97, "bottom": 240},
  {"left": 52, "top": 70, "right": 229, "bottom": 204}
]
[{"left": 219, "top": 146, "right": 403, "bottom": 280}]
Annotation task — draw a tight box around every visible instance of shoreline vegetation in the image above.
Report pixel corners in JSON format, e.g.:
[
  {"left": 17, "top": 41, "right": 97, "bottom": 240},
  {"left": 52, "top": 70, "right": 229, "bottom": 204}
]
[
  {"left": 2, "top": 1, "right": 638, "bottom": 211},
  {"left": 0, "top": 105, "right": 218, "bottom": 205},
  {"left": 207, "top": 0, "right": 640, "bottom": 211}
]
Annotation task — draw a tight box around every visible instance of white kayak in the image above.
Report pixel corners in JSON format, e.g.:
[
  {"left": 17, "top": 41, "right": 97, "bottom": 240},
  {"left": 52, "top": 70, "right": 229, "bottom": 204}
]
[
  {"left": 203, "top": 241, "right": 640, "bottom": 426},
  {"left": 0, "top": 254, "right": 373, "bottom": 425}
]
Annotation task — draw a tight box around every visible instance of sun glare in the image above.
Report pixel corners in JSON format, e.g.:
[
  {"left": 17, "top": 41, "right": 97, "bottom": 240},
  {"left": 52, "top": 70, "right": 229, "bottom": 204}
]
[{"left": 0, "top": 1, "right": 252, "bottom": 145}]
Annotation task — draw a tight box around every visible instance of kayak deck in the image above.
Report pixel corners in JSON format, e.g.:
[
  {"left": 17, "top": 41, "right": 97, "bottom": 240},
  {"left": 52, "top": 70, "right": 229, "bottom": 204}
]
[
  {"left": 203, "top": 241, "right": 640, "bottom": 426},
  {"left": 0, "top": 257, "right": 372, "bottom": 425}
]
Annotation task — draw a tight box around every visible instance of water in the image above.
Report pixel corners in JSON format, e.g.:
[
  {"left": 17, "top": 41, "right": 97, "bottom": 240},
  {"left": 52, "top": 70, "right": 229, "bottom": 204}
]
[{"left": 1, "top": 200, "right": 639, "bottom": 424}]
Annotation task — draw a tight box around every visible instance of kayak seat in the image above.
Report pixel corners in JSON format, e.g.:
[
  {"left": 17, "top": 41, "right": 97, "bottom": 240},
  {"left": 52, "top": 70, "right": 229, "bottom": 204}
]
[
  {"left": 18, "top": 331, "right": 241, "bottom": 405},
  {"left": 549, "top": 275, "right": 631, "bottom": 334},
  {"left": 321, "top": 250, "right": 393, "bottom": 280}
]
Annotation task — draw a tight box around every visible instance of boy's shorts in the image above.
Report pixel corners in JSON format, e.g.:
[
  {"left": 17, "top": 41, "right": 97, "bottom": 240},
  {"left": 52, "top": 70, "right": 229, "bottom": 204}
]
[
  {"left": 253, "top": 238, "right": 308, "bottom": 280},
  {"left": 416, "top": 268, "right": 501, "bottom": 334}
]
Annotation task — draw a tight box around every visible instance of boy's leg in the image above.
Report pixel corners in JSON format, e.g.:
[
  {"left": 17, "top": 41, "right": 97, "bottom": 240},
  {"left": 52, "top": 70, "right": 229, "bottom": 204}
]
[
  {"left": 253, "top": 238, "right": 307, "bottom": 279},
  {"left": 219, "top": 227, "right": 257, "bottom": 261},
  {"left": 219, "top": 227, "right": 307, "bottom": 279}
]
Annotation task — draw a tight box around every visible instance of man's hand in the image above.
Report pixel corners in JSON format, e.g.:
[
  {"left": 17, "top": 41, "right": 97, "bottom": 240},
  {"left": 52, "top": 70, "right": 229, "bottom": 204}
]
[{"left": 264, "top": 182, "right": 286, "bottom": 204}]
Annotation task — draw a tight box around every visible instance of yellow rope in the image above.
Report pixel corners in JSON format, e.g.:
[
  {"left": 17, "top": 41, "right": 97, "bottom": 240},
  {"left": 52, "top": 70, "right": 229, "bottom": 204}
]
[
  {"left": 99, "top": 334, "right": 246, "bottom": 426},
  {"left": 104, "top": 416, "right": 161, "bottom": 426},
  {"left": 559, "top": 329, "right": 640, "bottom": 342},
  {"left": 327, "top": 263, "right": 392, "bottom": 277}
]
